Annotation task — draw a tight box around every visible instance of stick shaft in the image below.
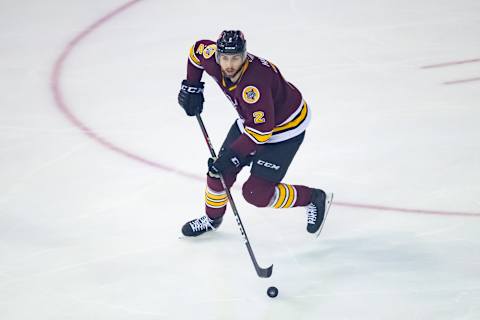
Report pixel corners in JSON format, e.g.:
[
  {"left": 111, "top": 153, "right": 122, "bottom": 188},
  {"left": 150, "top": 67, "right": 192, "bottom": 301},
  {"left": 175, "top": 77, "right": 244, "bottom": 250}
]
[{"left": 195, "top": 114, "right": 272, "bottom": 278}]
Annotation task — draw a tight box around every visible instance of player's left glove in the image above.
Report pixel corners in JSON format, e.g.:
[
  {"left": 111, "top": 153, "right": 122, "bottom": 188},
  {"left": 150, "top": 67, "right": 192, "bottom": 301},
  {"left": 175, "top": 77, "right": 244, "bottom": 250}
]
[{"left": 207, "top": 149, "right": 246, "bottom": 178}]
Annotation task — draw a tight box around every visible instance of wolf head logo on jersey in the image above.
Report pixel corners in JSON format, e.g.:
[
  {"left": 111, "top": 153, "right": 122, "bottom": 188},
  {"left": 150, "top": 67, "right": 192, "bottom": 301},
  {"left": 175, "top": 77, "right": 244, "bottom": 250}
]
[{"left": 242, "top": 86, "right": 260, "bottom": 104}]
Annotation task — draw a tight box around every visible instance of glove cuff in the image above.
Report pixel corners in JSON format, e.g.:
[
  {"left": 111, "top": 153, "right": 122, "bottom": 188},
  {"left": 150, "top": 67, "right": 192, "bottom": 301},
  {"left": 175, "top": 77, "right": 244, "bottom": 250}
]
[
  {"left": 181, "top": 79, "right": 204, "bottom": 89},
  {"left": 221, "top": 148, "right": 247, "bottom": 168}
]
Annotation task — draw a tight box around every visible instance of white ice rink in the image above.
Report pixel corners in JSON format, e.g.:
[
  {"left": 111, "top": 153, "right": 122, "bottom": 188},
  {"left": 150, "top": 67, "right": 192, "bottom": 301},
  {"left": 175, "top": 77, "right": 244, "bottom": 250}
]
[{"left": 1, "top": 0, "right": 480, "bottom": 319}]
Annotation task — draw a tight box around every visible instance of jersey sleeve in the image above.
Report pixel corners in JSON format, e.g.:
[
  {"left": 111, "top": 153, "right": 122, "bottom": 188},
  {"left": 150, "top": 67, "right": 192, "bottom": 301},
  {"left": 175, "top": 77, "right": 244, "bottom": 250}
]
[
  {"left": 230, "top": 81, "right": 275, "bottom": 157},
  {"left": 186, "top": 39, "right": 216, "bottom": 82}
]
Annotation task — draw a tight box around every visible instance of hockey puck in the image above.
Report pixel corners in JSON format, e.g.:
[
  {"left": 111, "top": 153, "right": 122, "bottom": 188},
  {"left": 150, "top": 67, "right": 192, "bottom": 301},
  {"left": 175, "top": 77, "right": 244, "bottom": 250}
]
[{"left": 267, "top": 286, "right": 278, "bottom": 298}]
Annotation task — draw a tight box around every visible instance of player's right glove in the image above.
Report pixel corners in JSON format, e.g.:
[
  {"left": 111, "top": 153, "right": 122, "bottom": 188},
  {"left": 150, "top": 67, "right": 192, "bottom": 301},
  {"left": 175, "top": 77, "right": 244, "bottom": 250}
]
[{"left": 178, "top": 80, "right": 205, "bottom": 116}]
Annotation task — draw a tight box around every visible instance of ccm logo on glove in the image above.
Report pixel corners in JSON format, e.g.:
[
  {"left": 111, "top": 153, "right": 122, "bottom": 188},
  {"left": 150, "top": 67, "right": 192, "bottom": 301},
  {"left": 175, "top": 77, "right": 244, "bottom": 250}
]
[{"left": 181, "top": 85, "right": 203, "bottom": 94}]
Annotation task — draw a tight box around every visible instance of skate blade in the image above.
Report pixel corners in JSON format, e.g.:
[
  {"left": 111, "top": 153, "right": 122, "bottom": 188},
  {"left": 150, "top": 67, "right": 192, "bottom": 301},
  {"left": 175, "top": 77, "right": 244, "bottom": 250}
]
[{"left": 314, "top": 192, "right": 334, "bottom": 238}]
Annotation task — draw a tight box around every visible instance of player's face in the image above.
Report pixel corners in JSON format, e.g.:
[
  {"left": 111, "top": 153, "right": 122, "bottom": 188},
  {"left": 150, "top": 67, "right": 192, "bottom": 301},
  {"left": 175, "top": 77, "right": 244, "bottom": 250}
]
[{"left": 218, "top": 53, "right": 245, "bottom": 78}]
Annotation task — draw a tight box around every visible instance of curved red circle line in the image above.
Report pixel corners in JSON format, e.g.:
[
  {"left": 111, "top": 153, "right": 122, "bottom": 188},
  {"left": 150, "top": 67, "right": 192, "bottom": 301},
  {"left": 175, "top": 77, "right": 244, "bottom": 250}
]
[
  {"left": 49, "top": 0, "right": 480, "bottom": 218},
  {"left": 50, "top": 0, "right": 202, "bottom": 183}
]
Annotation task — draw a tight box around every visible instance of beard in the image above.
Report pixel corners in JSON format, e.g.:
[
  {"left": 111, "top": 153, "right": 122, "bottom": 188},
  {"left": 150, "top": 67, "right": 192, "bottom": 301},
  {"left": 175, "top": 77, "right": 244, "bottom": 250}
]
[
  {"left": 221, "top": 64, "right": 244, "bottom": 80},
  {"left": 222, "top": 68, "right": 239, "bottom": 78}
]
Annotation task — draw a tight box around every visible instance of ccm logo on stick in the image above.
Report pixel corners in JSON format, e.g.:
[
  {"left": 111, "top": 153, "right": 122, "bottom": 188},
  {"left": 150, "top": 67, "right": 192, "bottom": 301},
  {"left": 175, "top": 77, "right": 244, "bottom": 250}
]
[{"left": 257, "top": 160, "right": 280, "bottom": 170}]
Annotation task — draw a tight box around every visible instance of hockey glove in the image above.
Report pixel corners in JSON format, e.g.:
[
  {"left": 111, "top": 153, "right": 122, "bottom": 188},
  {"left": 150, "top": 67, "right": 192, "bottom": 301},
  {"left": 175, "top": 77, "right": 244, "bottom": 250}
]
[
  {"left": 178, "top": 80, "right": 205, "bottom": 116},
  {"left": 208, "top": 149, "right": 246, "bottom": 178}
]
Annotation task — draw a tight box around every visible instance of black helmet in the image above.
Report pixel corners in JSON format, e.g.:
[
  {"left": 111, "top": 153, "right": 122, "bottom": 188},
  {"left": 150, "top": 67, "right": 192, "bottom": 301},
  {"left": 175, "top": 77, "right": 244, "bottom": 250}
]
[{"left": 216, "top": 30, "right": 246, "bottom": 56}]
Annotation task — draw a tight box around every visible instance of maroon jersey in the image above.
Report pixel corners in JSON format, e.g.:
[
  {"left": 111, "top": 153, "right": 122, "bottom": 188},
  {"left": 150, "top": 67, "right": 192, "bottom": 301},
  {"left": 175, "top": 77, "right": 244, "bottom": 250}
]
[{"left": 186, "top": 39, "right": 310, "bottom": 157}]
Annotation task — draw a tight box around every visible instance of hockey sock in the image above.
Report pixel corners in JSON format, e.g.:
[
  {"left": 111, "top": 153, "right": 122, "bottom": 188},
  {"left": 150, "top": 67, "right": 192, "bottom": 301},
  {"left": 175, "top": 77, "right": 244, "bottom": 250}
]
[
  {"left": 269, "top": 183, "right": 312, "bottom": 208},
  {"left": 205, "top": 185, "right": 228, "bottom": 219},
  {"left": 204, "top": 174, "right": 233, "bottom": 219}
]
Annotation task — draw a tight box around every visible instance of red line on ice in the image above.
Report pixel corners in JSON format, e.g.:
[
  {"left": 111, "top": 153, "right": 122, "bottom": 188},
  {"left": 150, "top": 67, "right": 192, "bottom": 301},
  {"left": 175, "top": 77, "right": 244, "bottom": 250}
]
[
  {"left": 50, "top": 0, "right": 202, "bottom": 183},
  {"left": 50, "top": 0, "right": 480, "bottom": 218},
  {"left": 334, "top": 201, "right": 480, "bottom": 217},
  {"left": 443, "top": 77, "right": 480, "bottom": 85},
  {"left": 421, "top": 58, "right": 480, "bottom": 69}
]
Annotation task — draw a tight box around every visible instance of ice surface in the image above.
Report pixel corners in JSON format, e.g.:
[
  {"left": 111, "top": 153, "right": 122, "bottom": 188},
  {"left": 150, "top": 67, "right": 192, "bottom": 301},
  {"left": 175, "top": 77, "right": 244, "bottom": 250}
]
[{"left": 1, "top": 0, "right": 479, "bottom": 319}]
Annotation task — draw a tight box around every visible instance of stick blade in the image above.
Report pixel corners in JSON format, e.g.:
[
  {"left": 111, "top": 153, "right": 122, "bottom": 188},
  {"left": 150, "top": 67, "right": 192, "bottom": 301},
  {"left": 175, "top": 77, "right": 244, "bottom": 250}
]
[{"left": 256, "top": 264, "right": 273, "bottom": 278}]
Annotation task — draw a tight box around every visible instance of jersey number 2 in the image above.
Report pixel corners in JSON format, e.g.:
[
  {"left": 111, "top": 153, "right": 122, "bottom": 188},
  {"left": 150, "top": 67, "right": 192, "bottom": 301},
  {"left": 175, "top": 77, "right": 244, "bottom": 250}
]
[{"left": 253, "top": 111, "right": 266, "bottom": 124}]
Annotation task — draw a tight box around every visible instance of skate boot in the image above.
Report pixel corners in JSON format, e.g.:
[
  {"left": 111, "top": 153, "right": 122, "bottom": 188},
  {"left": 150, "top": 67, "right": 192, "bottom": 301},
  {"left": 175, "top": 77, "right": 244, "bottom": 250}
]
[
  {"left": 181, "top": 215, "right": 223, "bottom": 237},
  {"left": 305, "top": 189, "right": 333, "bottom": 237}
]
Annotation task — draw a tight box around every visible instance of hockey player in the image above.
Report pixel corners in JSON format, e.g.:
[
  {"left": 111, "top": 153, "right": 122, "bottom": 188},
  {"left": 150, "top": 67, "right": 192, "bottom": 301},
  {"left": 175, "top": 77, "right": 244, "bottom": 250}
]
[{"left": 178, "top": 30, "right": 332, "bottom": 237}]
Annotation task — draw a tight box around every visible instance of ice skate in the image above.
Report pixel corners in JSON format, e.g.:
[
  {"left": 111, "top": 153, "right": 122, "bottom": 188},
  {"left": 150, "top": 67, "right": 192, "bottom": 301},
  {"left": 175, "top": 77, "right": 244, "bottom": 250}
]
[
  {"left": 181, "top": 215, "right": 223, "bottom": 237},
  {"left": 305, "top": 189, "right": 333, "bottom": 237}
]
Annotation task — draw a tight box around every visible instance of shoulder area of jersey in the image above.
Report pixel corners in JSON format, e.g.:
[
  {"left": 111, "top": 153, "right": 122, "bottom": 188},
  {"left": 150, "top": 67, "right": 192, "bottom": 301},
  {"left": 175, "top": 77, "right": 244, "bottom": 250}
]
[
  {"left": 249, "top": 54, "right": 279, "bottom": 74},
  {"left": 193, "top": 39, "right": 217, "bottom": 60}
]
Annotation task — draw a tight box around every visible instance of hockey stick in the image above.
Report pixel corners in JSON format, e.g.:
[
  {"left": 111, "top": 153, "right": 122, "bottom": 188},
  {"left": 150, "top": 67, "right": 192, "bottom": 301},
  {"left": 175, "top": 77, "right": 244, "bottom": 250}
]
[{"left": 195, "top": 114, "right": 273, "bottom": 278}]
